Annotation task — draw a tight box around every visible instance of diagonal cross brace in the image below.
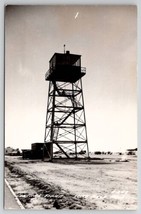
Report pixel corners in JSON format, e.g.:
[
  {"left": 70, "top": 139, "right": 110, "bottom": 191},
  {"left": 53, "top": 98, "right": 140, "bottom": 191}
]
[{"left": 55, "top": 143, "right": 70, "bottom": 158}]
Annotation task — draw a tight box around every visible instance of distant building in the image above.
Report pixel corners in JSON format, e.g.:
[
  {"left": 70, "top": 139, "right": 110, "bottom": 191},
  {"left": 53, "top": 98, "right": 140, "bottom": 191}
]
[
  {"left": 5, "top": 147, "right": 21, "bottom": 156},
  {"left": 5, "top": 147, "right": 13, "bottom": 155},
  {"left": 126, "top": 148, "right": 137, "bottom": 156},
  {"left": 94, "top": 151, "right": 101, "bottom": 155}
]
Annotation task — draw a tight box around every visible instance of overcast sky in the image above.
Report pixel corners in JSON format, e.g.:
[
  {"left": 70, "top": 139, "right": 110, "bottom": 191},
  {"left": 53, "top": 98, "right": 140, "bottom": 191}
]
[{"left": 5, "top": 5, "right": 137, "bottom": 152}]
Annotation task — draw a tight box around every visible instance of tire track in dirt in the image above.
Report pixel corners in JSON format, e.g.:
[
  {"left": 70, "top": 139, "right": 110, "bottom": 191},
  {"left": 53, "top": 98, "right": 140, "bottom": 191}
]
[{"left": 5, "top": 161, "right": 97, "bottom": 209}]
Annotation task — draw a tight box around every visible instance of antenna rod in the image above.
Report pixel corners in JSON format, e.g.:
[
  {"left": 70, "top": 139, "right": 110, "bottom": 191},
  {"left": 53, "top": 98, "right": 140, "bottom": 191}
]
[{"left": 64, "top": 44, "right": 66, "bottom": 53}]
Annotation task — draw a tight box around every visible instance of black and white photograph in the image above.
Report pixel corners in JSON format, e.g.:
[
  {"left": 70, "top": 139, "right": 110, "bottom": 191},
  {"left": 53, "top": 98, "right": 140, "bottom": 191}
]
[{"left": 4, "top": 5, "right": 137, "bottom": 210}]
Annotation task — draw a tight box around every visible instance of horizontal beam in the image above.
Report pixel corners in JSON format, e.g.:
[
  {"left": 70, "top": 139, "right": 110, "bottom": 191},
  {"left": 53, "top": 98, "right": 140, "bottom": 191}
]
[
  {"left": 54, "top": 105, "right": 83, "bottom": 109},
  {"left": 48, "top": 108, "right": 83, "bottom": 113},
  {"left": 46, "top": 124, "right": 85, "bottom": 128},
  {"left": 45, "top": 141, "right": 87, "bottom": 144}
]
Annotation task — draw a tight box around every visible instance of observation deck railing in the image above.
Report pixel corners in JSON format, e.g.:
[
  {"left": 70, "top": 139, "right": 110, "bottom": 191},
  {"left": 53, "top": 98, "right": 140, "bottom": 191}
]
[{"left": 45, "top": 66, "right": 86, "bottom": 80}]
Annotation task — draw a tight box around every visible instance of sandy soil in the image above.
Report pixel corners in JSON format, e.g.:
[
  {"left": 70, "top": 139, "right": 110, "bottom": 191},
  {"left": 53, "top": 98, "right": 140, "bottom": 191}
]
[{"left": 5, "top": 155, "right": 137, "bottom": 210}]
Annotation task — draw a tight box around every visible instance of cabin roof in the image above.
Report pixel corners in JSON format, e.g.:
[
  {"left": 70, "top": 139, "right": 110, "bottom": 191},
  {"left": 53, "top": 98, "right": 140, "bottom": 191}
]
[{"left": 49, "top": 52, "right": 81, "bottom": 63}]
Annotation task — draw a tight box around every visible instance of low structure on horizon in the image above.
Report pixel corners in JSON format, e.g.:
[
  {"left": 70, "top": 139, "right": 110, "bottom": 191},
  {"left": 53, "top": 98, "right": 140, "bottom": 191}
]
[
  {"left": 126, "top": 148, "right": 137, "bottom": 156},
  {"left": 5, "top": 147, "right": 21, "bottom": 156},
  {"left": 22, "top": 143, "right": 51, "bottom": 160}
]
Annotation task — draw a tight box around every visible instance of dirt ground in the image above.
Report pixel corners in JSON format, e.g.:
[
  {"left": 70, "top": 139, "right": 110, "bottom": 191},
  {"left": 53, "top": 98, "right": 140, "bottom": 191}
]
[{"left": 5, "top": 155, "right": 137, "bottom": 210}]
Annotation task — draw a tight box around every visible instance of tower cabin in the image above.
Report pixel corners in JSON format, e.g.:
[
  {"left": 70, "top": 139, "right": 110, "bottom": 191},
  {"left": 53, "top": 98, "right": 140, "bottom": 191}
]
[{"left": 45, "top": 51, "right": 86, "bottom": 83}]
